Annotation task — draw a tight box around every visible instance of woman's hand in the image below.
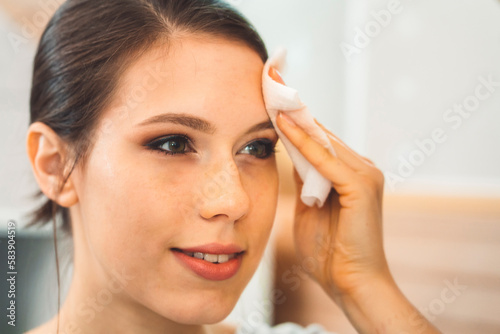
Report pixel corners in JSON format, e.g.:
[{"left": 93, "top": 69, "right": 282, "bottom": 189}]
[
  {"left": 270, "top": 67, "right": 387, "bottom": 297},
  {"left": 270, "top": 68, "right": 441, "bottom": 334}
]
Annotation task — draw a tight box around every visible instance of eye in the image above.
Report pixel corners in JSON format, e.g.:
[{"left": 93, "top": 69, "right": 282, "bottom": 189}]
[
  {"left": 146, "top": 135, "right": 194, "bottom": 156},
  {"left": 239, "top": 139, "right": 276, "bottom": 159}
]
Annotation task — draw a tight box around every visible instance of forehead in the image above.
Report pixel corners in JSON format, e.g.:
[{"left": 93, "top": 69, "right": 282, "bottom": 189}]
[{"left": 107, "top": 36, "right": 266, "bottom": 127}]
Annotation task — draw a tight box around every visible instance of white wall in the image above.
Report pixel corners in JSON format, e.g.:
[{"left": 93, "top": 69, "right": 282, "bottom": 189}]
[
  {"left": 340, "top": 0, "right": 500, "bottom": 196},
  {"left": 240, "top": 0, "right": 500, "bottom": 197},
  {"left": 237, "top": 0, "right": 347, "bottom": 134}
]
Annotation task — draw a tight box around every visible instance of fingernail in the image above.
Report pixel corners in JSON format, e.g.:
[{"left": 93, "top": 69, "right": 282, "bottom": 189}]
[
  {"left": 278, "top": 111, "right": 296, "bottom": 127},
  {"left": 269, "top": 67, "right": 285, "bottom": 84}
]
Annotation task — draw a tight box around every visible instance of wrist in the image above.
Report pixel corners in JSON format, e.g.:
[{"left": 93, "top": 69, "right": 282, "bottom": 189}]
[{"left": 330, "top": 271, "right": 441, "bottom": 334}]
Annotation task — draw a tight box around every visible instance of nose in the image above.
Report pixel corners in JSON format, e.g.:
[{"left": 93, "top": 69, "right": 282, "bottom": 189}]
[{"left": 197, "top": 161, "right": 250, "bottom": 223}]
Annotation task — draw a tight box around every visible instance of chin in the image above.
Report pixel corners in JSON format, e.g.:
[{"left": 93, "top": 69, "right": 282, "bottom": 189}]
[
  {"left": 148, "top": 286, "right": 242, "bottom": 325},
  {"left": 167, "top": 299, "right": 237, "bottom": 325}
]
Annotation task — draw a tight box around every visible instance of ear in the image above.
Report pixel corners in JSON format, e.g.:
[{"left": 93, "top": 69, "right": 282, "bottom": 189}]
[{"left": 26, "top": 122, "right": 78, "bottom": 208}]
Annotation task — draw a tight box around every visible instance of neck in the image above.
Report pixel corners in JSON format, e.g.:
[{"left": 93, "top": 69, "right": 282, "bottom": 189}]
[
  {"left": 47, "top": 268, "right": 211, "bottom": 334},
  {"left": 48, "top": 211, "right": 211, "bottom": 334}
]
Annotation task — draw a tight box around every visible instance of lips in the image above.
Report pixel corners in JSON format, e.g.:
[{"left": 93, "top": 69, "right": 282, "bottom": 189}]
[{"left": 171, "top": 243, "right": 245, "bottom": 281}]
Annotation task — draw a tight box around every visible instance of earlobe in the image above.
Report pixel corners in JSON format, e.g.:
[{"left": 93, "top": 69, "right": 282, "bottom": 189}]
[{"left": 26, "top": 122, "right": 79, "bottom": 208}]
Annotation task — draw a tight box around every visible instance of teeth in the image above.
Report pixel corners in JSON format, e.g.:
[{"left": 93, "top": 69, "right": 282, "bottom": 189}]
[
  {"left": 182, "top": 250, "right": 239, "bottom": 263},
  {"left": 204, "top": 253, "right": 218, "bottom": 263},
  {"left": 217, "top": 254, "right": 229, "bottom": 263}
]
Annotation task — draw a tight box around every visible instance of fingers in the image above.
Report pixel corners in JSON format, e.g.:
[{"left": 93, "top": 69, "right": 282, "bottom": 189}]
[
  {"left": 269, "top": 66, "right": 374, "bottom": 172},
  {"left": 313, "top": 119, "right": 377, "bottom": 169},
  {"left": 276, "top": 112, "right": 358, "bottom": 189},
  {"left": 270, "top": 68, "right": 383, "bottom": 194}
]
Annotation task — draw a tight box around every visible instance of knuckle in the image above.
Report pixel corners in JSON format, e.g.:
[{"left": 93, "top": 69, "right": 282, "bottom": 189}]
[
  {"left": 293, "top": 130, "right": 310, "bottom": 151},
  {"left": 361, "top": 168, "right": 384, "bottom": 193},
  {"left": 314, "top": 146, "right": 333, "bottom": 166}
]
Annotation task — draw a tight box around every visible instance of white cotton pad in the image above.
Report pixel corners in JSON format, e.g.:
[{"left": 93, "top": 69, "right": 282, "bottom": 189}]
[{"left": 262, "top": 47, "right": 336, "bottom": 207}]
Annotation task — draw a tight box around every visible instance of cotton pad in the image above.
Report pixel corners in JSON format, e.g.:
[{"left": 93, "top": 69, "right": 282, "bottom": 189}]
[{"left": 262, "top": 47, "right": 336, "bottom": 207}]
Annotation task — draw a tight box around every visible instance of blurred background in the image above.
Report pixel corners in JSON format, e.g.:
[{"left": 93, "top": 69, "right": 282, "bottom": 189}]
[{"left": 0, "top": 0, "right": 499, "bottom": 333}]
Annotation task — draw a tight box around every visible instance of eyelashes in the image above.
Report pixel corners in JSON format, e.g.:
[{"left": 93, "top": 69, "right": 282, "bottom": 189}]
[
  {"left": 239, "top": 139, "right": 277, "bottom": 159},
  {"left": 145, "top": 134, "right": 277, "bottom": 159},
  {"left": 146, "top": 134, "right": 194, "bottom": 156}
]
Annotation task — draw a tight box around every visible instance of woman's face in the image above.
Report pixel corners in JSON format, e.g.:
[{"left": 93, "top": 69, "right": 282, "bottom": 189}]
[{"left": 70, "top": 36, "right": 279, "bottom": 324}]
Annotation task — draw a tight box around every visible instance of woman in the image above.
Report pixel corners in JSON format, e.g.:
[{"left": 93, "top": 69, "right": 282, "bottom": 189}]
[{"left": 25, "top": 0, "right": 442, "bottom": 333}]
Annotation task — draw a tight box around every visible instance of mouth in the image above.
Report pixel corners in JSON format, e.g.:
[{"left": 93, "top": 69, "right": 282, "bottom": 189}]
[
  {"left": 171, "top": 249, "right": 243, "bottom": 264},
  {"left": 171, "top": 244, "right": 245, "bottom": 281}
]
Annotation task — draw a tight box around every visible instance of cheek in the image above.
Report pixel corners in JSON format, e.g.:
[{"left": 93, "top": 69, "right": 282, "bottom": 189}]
[
  {"left": 77, "top": 143, "right": 200, "bottom": 272},
  {"left": 74, "top": 143, "right": 280, "bottom": 322},
  {"left": 240, "top": 161, "right": 279, "bottom": 244},
  {"left": 243, "top": 160, "right": 279, "bottom": 209}
]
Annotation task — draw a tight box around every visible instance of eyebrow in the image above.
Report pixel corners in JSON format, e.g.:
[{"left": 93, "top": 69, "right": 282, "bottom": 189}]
[
  {"left": 136, "top": 113, "right": 216, "bottom": 134},
  {"left": 245, "top": 119, "right": 275, "bottom": 135},
  {"left": 136, "top": 112, "right": 275, "bottom": 135}
]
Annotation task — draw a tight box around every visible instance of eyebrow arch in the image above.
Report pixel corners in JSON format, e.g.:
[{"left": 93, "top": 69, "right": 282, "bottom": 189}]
[
  {"left": 136, "top": 112, "right": 275, "bottom": 135},
  {"left": 244, "top": 119, "right": 275, "bottom": 135},
  {"left": 136, "top": 113, "right": 216, "bottom": 134}
]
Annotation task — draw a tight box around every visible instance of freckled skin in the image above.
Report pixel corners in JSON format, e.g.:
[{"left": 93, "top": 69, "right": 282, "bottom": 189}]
[{"left": 54, "top": 36, "right": 279, "bottom": 332}]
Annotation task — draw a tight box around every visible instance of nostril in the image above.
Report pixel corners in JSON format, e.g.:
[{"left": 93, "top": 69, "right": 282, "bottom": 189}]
[{"left": 197, "top": 163, "right": 250, "bottom": 222}]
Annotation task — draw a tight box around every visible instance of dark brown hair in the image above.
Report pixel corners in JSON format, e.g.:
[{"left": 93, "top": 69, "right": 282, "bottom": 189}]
[{"left": 28, "top": 0, "right": 268, "bottom": 233}]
